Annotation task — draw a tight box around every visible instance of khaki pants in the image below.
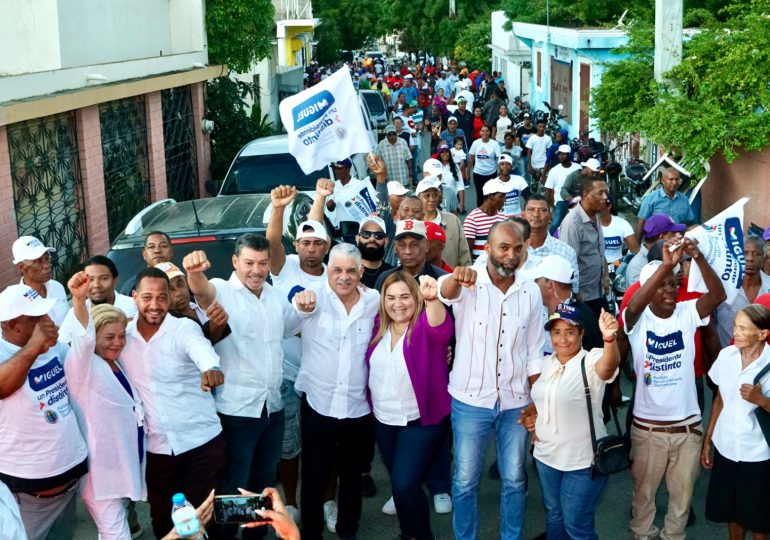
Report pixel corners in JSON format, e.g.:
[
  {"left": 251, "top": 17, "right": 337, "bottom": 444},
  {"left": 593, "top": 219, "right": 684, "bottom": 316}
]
[{"left": 629, "top": 424, "right": 702, "bottom": 540}]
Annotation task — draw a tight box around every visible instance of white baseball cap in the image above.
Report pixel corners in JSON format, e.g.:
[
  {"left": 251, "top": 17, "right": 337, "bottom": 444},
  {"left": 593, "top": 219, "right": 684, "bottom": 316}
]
[
  {"left": 155, "top": 262, "right": 184, "bottom": 280},
  {"left": 583, "top": 158, "right": 601, "bottom": 172},
  {"left": 521, "top": 255, "right": 574, "bottom": 284},
  {"left": 558, "top": 144, "right": 571, "bottom": 153},
  {"left": 12, "top": 236, "right": 56, "bottom": 265},
  {"left": 498, "top": 154, "right": 514, "bottom": 165},
  {"left": 482, "top": 178, "right": 515, "bottom": 196},
  {"left": 296, "top": 220, "right": 328, "bottom": 241},
  {"left": 422, "top": 158, "right": 443, "bottom": 176},
  {"left": 359, "top": 215, "right": 387, "bottom": 233},
  {"left": 0, "top": 284, "right": 57, "bottom": 322},
  {"left": 416, "top": 176, "right": 442, "bottom": 194},
  {"left": 395, "top": 219, "right": 427, "bottom": 239},
  {"left": 639, "top": 260, "right": 680, "bottom": 286},
  {"left": 387, "top": 181, "right": 409, "bottom": 196},
  {"left": 447, "top": 116, "right": 458, "bottom": 123}
]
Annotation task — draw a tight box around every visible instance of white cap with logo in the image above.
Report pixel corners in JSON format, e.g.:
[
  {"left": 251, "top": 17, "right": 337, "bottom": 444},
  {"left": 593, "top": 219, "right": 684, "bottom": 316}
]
[
  {"left": 359, "top": 215, "right": 387, "bottom": 233},
  {"left": 387, "top": 181, "right": 409, "bottom": 196},
  {"left": 395, "top": 219, "right": 427, "bottom": 239},
  {"left": 0, "top": 284, "right": 57, "bottom": 322},
  {"left": 498, "top": 154, "right": 514, "bottom": 165},
  {"left": 482, "top": 178, "right": 515, "bottom": 196},
  {"left": 520, "top": 254, "right": 574, "bottom": 285},
  {"left": 422, "top": 158, "right": 443, "bottom": 176},
  {"left": 12, "top": 236, "right": 56, "bottom": 265},
  {"left": 415, "top": 176, "right": 442, "bottom": 194},
  {"left": 296, "top": 220, "right": 328, "bottom": 241},
  {"left": 155, "top": 262, "right": 185, "bottom": 280}
]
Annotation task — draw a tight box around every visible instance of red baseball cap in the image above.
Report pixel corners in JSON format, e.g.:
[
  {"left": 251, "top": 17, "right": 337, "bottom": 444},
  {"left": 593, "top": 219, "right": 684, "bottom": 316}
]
[{"left": 425, "top": 221, "right": 446, "bottom": 244}]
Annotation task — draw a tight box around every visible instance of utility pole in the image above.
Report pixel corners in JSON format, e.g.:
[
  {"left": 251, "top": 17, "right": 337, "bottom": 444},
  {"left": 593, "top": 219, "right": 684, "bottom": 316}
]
[{"left": 654, "top": 0, "right": 683, "bottom": 83}]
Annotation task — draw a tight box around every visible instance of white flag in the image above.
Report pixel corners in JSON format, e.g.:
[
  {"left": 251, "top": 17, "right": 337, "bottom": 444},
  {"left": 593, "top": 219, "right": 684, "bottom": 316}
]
[
  {"left": 279, "top": 67, "right": 373, "bottom": 175},
  {"left": 685, "top": 197, "right": 748, "bottom": 302}
]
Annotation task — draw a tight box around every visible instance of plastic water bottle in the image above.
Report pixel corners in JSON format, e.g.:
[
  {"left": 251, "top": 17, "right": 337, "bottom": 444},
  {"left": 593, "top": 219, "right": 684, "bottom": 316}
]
[{"left": 171, "top": 493, "right": 206, "bottom": 539}]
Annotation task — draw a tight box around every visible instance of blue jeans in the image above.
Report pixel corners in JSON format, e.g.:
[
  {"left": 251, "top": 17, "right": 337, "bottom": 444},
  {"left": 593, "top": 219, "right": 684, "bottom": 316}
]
[
  {"left": 549, "top": 200, "right": 568, "bottom": 234},
  {"left": 451, "top": 398, "right": 528, "bottom": 540},
  {"left": 518, "top": 155, "right": 530, "bottom": 182},
  {"left": 376, "top": 418, "right": 448, "bottom": 540},
  {"left": 536, "top": 459, "right": 608, "bottom": 540}
]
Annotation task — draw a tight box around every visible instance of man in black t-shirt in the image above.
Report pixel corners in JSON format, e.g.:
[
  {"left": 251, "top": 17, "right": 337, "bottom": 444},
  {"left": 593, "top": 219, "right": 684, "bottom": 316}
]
[
  {"left": 357, "top": 216, "right": 394, "bottom": 289},
  {"left": 516, "top": 114, "right": 537, "bottom": 181}
]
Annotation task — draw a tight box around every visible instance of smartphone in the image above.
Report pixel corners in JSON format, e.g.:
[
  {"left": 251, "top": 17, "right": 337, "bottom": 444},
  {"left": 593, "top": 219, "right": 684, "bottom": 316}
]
[{"left": 213, "top": 495, "right": 272, "bottom": 524}]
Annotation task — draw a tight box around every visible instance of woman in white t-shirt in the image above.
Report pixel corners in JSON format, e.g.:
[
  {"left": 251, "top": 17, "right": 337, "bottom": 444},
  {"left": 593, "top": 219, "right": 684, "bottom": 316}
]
[
  {"left": 492, "top": 105, "right": 513, "bottom": 144},
  {"left": 702, "top": 304, "right": 770, "bottom": 538},
  {"left": 600, "top": 198, "right": 639, "bottom": 264},
  {"left": 520, "top": 305, "right": 620, "bottom": 539},
  {"left": 467, "top": 125, "right": 501, "bottom": 208},
  {"left": 436, "top": 143, "right": 465, "bottom": 213}
]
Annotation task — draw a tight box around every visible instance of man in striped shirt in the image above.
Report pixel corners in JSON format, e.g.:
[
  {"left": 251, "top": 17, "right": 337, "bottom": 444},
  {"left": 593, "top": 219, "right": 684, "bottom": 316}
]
[{"left": 463, "top": 178, "right": 511, "bottom": 260}]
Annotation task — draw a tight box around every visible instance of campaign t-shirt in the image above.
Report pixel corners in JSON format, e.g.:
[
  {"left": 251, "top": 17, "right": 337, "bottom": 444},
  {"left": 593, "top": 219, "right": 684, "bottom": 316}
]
[
  {"left": 601, "top": 216, "right": 635, "bottom": 264},
  {"left": 495, "top": 116, "right": 513, "bottom": 143},
  {"left": 498, "top": 175, "right": 529, "bottom": 216},
  {"left": 544, "top": 162, "right": 582, "bottom": 203},
  {"left": 469, "top": 139, "right": 501, "bottom": 176},
  {"left": 330, "top": 178, "right": 378, "bottom": 225},
  {"left": 624, "top": 300, "right": 708, "bottom": 421},
  {"left": 526, "top": 134, "right": 553, "bottom": 169}
]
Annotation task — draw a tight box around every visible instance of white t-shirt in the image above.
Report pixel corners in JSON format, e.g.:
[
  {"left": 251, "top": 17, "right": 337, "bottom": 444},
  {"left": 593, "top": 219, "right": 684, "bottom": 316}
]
[
  {"left": 601, "top": 215, "right": 635, "bottom": 264},
  {"left": 272, "top": 255, "right": 327, "bottom": 381},
  {"left": 525, "top": 134, "right": 553, "bottom": 169},
  {"left": 709, "top": 344, "right": 770, "bottom": 462},
  {"left": 495, "top": 116, "right": 513, "bottom": 143},
  {"left": 544, "top": 163, "right": 581, "bottom": 203},
  {"left": 624, "top": 300, "right": 708, "bottom": 421},
  {"left": 368, "top": 330, "right": 420, "bottom": 426},
  {"left": 440, "top": 163, "right": 464, "bottom": 192},
  {"left": 19, "top": 279, "right": 69, "bottom": 326},
  {"left": 451, "top": 148, "right": 466, "bottom": 167},
  {"left": 532, "top": 348, "right": 618, "bottom": 470},
  {"left": 498, "top": 175, "right": 529, "bottom": 216},
  {"left": 469, "top": 139, "right": 501, "bottom": 176}
]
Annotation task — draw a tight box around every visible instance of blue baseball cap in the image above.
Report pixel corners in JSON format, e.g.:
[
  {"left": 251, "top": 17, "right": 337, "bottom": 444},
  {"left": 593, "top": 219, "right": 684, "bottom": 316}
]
[{"left": 544, "top": 303, "right": 583, "bottom": 331}]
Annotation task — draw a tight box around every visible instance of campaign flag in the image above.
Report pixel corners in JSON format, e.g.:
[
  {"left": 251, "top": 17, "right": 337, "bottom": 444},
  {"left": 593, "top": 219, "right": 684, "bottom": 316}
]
[
  {"left": 685, "top": 197, "right": 748, "bottom": 302},
  {"left": 279, "top": 67, "right": 372, "bottom": 174},
  {"left": 341, "top": 185, "right": 378, "bottom": 223}
]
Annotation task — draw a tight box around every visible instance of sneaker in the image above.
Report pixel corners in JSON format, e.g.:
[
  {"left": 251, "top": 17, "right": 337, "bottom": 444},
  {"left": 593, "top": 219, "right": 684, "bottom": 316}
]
[
  {"left": 433, "top": 493, "right": 452, "bottom": 514},
  {"left": 323, "top": 500, "right": 337, "bottom": 533},
  {"left": 130, "top": 524, "right": 143, "bottom": 539},
  {"left": 362, "top": 473, "right": 377, "bottom": 498},
  {"left": 285, "top": 505, "right": 301, "bottom": 529},
  {"left": 382, "top": 496, "right": 397, "bottom": 515}
]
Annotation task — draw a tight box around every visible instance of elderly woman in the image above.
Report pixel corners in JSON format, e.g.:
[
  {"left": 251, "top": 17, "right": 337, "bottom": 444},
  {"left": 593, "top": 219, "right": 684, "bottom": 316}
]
[
  {"left": 702, "top": 304, "right": 770, "bottom": 540},
  {"left": 520, "top": 305, "right": 620, "bottom": 539},
  {"left": 365, "top": 273, "right": 453, "bottom": 540},
  {"left": 67, "top": 298, "right": 145, "bottom": 540}
]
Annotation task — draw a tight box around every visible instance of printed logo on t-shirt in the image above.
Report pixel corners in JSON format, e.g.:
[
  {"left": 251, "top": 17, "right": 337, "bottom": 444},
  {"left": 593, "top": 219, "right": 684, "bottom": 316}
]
[
  {"left": 477, "top": 147, "right": 490, "bottom": 160},
  {"left": 643, "top": 330, "right": 685, "bottom": 387},
  {"left": 28, "top": 357, "right": 73, "bottom": 421},
  {"left": 604, "top": 236, "right": 622, "bottom": 250}
]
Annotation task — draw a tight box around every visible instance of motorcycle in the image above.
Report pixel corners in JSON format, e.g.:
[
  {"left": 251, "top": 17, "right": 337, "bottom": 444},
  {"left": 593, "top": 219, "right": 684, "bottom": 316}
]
[{"left": 621, "top": 158, "right": 651, "bottom": 212}]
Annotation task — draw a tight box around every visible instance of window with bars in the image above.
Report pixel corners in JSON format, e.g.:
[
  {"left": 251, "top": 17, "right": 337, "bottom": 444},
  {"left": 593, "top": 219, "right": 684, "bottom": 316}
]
[{"left": 161, "top": 85, "right": 199, "bottom": 202}]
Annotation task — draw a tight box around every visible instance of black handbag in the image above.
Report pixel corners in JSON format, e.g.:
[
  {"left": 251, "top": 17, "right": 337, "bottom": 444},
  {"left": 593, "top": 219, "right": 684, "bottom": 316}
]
[
  {"left": 580, "top": 356, "right": 630, "bottom": 478},
  {"left": 753, "top": 362, "right": 770, "bottom": 448}
]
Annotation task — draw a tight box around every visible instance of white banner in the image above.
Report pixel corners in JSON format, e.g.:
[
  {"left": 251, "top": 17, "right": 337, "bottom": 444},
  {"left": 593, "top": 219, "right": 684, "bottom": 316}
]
[
  {"left": 685, "top": 197, "right": 749, "bottom": 302},
  {"left": 279, "top": 67, "right": 372, "bottom": 174}
]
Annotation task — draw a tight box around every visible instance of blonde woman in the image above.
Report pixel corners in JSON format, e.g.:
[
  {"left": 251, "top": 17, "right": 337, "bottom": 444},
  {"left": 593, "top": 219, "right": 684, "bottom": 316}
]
[
  {"left": 68, "top": 302, "right": 145, "bottom": 539},
  {"left": 365, "top": 272, "right": 453, "bottom": 540}
]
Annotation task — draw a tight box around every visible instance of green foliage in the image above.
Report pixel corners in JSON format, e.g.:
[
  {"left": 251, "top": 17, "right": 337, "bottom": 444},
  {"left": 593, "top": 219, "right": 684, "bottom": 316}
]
[
  {"left": 454, "top": 20, "right": 493, "bottom": 72},
  {"left": 205, "top": 76, "right": 274, "bottom": 180},
  {"left": 205, "top": 0, "right": 275, "bottom": 72},
  {"left": 502, "top": 0, "right": 653, "bottom": 28},
  {"left": 592, "top": 0, "right": 770, "bottom": 175}
]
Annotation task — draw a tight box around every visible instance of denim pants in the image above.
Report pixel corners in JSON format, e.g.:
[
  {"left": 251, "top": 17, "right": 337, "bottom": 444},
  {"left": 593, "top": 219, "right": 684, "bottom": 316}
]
[
  {"left": 375, "top": 418, "right": 448, "bottom": 540},
  {"left": 536, "top": 459, "right": 608, "bottom": 540},
  {"left": 219, "top": 410, "right": 284, "bottom": 539},
  {"left": 451, "top": 398, "right": 528, "bottom": 540},
  {"left": 549, "top": 201, "right": 568, "bottom": 234}
]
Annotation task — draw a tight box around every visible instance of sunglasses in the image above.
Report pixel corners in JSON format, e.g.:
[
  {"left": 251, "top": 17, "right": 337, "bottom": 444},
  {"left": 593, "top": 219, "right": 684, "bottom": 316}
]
[{"left": 359, "top": 231, "right": 387, "bottom": 240}]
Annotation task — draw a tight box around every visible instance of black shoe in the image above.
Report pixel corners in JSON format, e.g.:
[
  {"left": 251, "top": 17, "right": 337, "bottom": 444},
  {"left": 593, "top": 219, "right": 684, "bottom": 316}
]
[
  {"left": 686, "top": 506, "right": 696, "bottom": 528},
  {"left": 361, "top": 473, "right": 377, "bottom": 498},
  {"left": 488, "top": 460, "right": 500, "bottom": 480}
]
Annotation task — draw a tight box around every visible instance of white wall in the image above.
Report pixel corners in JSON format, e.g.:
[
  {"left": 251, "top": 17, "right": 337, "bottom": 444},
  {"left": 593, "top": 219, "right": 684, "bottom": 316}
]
[{"left": 0, "top": 0, "right": 62, "bottom": 76}]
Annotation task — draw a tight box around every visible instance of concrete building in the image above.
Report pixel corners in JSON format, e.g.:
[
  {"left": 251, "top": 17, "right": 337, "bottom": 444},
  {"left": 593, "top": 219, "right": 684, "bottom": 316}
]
[
  {"left": 0, "top": 0, "right": 222, "bottom": 285},
  {"left": 511, "top": 23, "right": 628, "bottom": 139},
  {"left": 490, "top": 11, "right": 531, "bottom": 102}
]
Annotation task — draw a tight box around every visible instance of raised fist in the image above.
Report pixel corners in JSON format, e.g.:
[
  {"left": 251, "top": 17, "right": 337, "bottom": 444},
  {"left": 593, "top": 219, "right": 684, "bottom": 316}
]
[
  {"left": 67, "top": 271, "right": 89, "bottom": 300},
  {"left": 452, "top": 266, "right": 477, "bottom": 290},
  {"left": 418, "top": 275, "right": 439, "bottom": 301},
  {"left": 294, "top": 290, "right": 317, "bottom": 313},
  {"left": 183, "top": 251, "right": 211, "bottom": 273},
  {"left": 271, "top": 185, "right": 298, "bottom": 209},
  {"left": 315, "top": 178, "right": 336, "bottom": 198},
  {"left": 28, "top": 316, "right": 59, "bottom": 355}
]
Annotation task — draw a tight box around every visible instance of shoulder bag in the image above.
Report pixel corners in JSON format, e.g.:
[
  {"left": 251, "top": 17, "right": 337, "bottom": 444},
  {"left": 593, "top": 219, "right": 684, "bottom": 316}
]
[
  {"left": 753, "top": 361, "right": 770, "bottom": 448},
  {"left": 580, "top": 356, "right": 630, "bottom": 478}
]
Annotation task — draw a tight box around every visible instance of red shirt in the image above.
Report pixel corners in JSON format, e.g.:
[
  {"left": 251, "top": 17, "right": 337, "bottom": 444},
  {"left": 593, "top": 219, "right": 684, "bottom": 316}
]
[
  {"left": 472, "top": 116, "right": 484, "bottom": 140},
  {"left": 618, "top": 276, "right": 706, "bottom": 378}
]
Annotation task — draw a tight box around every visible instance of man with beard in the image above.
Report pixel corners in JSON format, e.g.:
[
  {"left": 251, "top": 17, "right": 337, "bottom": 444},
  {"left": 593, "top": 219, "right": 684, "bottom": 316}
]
[
  {"left": 120, "top": 267, "right": 225, "bottom": 538},
  {"left": 357, "top": 216, "right": 393, "bottom": 289},
  {"left": 438, "top": 221, "right": 545, "bottom": 540},
  {"left": 292, "top": 244, "right": 380, "bottom": 540}
]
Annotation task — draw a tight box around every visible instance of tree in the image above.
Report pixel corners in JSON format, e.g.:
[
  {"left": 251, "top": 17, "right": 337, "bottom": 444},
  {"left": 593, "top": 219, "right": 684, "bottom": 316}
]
[
  {"left": 206, "top": 0, "right": 275, "bottom": 72},
  {"left": 454, "top": 20, "right": 492, "bottom": 72}
]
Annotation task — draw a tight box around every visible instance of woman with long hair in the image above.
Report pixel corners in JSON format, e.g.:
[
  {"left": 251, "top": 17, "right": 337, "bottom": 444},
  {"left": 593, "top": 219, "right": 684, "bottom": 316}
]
[
  {"left": 365, "top": 273, "right": 453, "bottom": 540},
  {"left": 436, "top": 143, "right": 465, "bottom": 214}
]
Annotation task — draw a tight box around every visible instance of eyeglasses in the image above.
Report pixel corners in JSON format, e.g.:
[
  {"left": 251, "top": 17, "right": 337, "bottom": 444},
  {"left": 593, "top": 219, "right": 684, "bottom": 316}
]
[{"left": 359, "top": 231, "right": 387, "bottom": 240}]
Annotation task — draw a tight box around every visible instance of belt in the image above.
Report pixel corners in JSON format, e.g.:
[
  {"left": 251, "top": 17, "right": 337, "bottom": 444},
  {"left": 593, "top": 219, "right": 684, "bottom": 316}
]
[
  {"left": 633, "top": 420, "right": 702, "bottom": 437},
  {"left": 23, "top": 478, "right": 78, "bottom": 499}
]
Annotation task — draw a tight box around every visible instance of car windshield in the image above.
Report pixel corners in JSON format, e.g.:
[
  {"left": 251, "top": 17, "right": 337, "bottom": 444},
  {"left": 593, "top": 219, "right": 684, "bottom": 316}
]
[
  {"left": 361, "top": 92, "right": 385, "bottom": 116},
  {"left": 221, "top": 153, "right": 326, "bottom": 194}
]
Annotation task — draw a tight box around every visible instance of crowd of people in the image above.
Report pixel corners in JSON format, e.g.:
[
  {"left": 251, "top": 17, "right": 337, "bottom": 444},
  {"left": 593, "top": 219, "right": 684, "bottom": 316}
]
[{"left": 1, "top": 57, "right": 770, "bottom": 540}]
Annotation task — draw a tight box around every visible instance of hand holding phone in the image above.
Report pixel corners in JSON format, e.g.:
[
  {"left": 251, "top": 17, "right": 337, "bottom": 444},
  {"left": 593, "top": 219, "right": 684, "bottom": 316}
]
[{"left": 213, "top": 495, "right": 272, "bottom": 524}]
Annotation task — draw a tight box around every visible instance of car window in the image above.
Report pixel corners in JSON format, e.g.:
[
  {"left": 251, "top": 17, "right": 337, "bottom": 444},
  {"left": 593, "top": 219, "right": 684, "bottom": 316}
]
[
  {"left": 222, "top": 154, "right": 327, "bottom": 194},
  {"left": 361, "top": 92, "right": 385, "bottom": 116}
]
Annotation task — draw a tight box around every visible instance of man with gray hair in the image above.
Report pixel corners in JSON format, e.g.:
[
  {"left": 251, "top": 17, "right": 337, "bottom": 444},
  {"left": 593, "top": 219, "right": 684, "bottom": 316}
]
[
  {"left": 182, "top": 233, "right": 300, "bottom": 540},
  {"left": 292, "top": 244, "right": 380, "bottom": 540}
]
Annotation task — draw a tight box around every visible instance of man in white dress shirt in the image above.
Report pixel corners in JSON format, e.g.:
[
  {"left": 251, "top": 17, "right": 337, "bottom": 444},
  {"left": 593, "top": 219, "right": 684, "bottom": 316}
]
[
  {"left": 438, "top": 220, "right": 545, "bottom": 540},
  {"left": 120, "top": 267, "right": 225, "bottom": 538},
  {"left": 292, "top": 244, "right": 380, "bottom": 540},
  {"left": 183, "top": 233, "right": 300, "bottom": 540}
]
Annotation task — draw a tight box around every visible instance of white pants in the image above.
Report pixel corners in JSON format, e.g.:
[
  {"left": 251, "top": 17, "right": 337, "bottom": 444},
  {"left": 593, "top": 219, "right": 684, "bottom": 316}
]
[
  {"left": 82, "top": 496, "right": 131, "bottom": 540},
  {"left": 16, "top": 485, "right": 77, "bottom": 540}
]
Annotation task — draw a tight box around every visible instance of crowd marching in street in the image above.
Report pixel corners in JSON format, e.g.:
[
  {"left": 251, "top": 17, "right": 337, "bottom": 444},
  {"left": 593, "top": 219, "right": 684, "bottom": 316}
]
[{"left": 2, "top": 57, "right": 770, "bottom": 540}]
